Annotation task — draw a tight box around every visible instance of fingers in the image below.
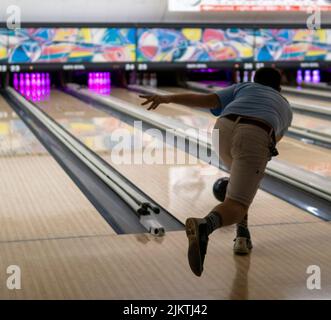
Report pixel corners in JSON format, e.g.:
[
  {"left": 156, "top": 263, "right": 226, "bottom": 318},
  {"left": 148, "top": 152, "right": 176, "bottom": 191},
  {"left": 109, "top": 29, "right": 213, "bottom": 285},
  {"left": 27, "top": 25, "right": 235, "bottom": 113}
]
[
  {"left": 141, "top": 99, "right": 154, "bottom": 106},
  {"left": 140, "top": 95, "right": 154, "bottom": 106},
  {"left": 139, "top": 94, "right": 163, "bottom": 110},
  {"left": 147, "top": 101, "right": 160, "bottom": 110}
]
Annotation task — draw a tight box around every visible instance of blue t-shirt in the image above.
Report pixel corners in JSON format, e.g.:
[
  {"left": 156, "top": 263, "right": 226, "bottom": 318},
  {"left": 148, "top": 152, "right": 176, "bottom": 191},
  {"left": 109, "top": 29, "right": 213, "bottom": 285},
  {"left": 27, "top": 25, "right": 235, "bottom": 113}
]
[{"left": 211, "top": 82, "right": 293, "bottom": 137}]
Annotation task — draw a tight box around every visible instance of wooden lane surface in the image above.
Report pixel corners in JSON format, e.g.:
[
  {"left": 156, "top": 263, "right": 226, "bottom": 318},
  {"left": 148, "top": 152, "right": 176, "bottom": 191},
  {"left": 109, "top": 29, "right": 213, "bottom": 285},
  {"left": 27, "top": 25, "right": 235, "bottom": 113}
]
[
  {"left": 0, "top": 95, "right": 115, "bottom": 243},
  {"left": 0, "top": 221, "right": 330, "bottom": 299}
]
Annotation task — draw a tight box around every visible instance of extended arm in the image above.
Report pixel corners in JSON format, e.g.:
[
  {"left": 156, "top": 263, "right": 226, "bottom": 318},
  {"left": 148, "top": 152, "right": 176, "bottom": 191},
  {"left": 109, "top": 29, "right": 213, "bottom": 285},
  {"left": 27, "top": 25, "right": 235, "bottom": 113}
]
[{"left": 140, "top": 93, "right": 221, "bottom": 110}]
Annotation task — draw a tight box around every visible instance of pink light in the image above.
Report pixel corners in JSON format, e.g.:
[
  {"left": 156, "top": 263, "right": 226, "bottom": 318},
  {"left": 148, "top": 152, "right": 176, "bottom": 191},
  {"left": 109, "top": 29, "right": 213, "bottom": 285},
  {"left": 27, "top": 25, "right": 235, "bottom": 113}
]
[
  {"left": 25, "top": 73, "right": 30, "bottom": 87},
  {"left": 88, "top": 72, "right": 111, "bottom": 95},
  {"left": 304, "top": 70, "right": 312, "bottom": 83},
  {"left": 16, "top": 72, "right": 51, "bottom": 101},
  {"left": 296, "top": 70, "right": 303, "bottom": 85},
  {"left": 312, "top": 70, "right": 320, "bottom": 83},
  {"left": 13, "top": 73, "right": 18, "bottom": 89}
]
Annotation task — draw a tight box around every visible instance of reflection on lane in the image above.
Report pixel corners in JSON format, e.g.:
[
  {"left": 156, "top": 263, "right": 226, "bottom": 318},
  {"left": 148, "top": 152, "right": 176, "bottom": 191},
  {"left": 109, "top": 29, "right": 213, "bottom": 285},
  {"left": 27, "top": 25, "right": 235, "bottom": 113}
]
[
  {"left": 0, "top": 95, "right": 46, "bottom": 157},
  {"left": 36, "top": 90, "right": 129, "bottom": 153},
  {"left": 34, "top": 89, "right": 227, "bottom": 223},
  {"left": 35, "top": 90, "right": 213, "bottom": 167},
  {"left": 277, "top": 138, "right": 331, "bottom": 178},
  {"left": 291, "top": 113, "right": 331, "bottom": 136},
  {"left": 110, "top": 87, "right": 331, "bottom": 180}
]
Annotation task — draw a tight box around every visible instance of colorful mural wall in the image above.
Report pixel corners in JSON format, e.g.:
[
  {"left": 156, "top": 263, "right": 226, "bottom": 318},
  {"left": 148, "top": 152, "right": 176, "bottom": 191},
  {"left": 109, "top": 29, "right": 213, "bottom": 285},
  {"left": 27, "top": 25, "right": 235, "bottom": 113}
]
[
  {"left": 255, "top": 29, "right": 331, "bottom": 61},
  {"left": 0, "top": 27, "right": 330, "bottom": 64},
  {"left": 137, "top": 28, "right": 254, "bottom": 62},
  {"left": 0, "top": 29, "right": 8, "bottom": 63},
  {"left": 6, "top": 28, "right": 136, "bottom": 63}
]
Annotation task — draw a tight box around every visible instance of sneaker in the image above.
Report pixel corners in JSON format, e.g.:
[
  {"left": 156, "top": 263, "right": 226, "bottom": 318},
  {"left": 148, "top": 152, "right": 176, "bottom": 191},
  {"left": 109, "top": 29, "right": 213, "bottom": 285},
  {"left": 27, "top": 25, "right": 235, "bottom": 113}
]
[
  {"left": 185, "top": 218, "right": 209, "bottom": 277},
  {"left": 233, "top": 237, "right": 253, "bottom": 255}
]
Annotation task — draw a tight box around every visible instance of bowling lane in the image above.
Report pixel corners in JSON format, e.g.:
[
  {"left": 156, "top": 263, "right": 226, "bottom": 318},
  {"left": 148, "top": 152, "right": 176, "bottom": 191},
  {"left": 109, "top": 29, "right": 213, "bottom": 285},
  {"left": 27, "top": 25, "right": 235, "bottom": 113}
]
[
  {"left": 191, "top": 81, "right": 331, "bottom": 108},
  {"left": 186, "top": 81, "right": 331, "bottom": 115},
  {"left": 162, "top": 86, "right": 331, "bottom": 137},
  {"left": 33, "top": 89, "right": 318, "bottom": 227},
  {"left": 1, "top": 221, "right": 331, "bottom": 299},
  {"left": 146, "top": 86, "right": 331, "bottom": 180},
  {"left": 283, "top": 85, "right": 331, "bottom": 101},
  {"left": 0, "top": 94, "right": 115, "bottom": 242},
  {"left": 291, "top": 113, "right": 331, "bottom": 136},
  {"left": 284, "top": 92, "right": 331, "bottom": 109}
]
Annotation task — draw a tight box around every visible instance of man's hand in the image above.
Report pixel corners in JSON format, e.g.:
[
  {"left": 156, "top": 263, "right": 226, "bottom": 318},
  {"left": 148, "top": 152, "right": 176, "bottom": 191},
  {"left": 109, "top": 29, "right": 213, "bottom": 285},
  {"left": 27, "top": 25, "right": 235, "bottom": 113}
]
[{"left": 139, "top": 94, "right": 171, "bottom": 110}]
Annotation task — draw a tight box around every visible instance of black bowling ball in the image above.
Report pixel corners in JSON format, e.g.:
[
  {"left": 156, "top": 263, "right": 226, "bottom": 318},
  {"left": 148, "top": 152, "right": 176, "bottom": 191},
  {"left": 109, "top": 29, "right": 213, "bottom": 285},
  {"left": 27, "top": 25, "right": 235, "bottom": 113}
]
[{"left": 213, "top": 177, "right": 229, "bottom": 202}]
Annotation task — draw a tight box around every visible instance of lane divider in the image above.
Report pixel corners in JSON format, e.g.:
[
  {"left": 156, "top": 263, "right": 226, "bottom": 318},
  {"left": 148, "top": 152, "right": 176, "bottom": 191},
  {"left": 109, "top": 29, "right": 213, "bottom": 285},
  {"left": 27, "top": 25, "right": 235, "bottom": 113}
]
[{"left": 7, "top": 87, "right": 165, "bottom": 237}]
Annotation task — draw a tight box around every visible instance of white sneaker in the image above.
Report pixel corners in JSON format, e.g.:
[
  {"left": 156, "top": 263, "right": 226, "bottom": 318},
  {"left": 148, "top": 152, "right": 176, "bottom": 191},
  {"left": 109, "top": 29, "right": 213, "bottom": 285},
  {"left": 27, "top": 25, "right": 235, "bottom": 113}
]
[{"left": 233, "top": 237, "right": 253, "bottom": 255}]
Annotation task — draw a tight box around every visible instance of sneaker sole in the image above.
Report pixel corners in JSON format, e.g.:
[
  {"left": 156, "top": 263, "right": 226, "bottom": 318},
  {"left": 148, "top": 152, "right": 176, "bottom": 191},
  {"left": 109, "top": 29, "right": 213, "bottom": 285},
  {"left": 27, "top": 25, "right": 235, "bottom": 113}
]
[
  {"left": 185, "top": 218, "right": 203, "bottom": 277},
  {"left": 234, "top": 249, "right": 251, "bottom": 255},
  {"left": 233, "top": 241, "right": 253, "bottom": 255}
]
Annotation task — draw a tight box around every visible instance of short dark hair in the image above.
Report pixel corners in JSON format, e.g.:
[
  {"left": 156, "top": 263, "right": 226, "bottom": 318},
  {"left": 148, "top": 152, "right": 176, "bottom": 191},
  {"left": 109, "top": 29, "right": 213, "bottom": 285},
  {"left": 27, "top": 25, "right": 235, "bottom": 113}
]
[{"left": 253, "top": 67, "right": 282, "bottom": 91}]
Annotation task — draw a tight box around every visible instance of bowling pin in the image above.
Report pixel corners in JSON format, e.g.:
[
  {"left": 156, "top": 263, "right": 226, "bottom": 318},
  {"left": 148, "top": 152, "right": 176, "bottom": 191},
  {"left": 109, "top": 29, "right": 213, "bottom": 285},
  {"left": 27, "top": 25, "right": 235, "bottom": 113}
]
[
  {"left": 243, "top": 71, "right": 249, "bottom": 82},
  {"left": 149, "top": 73, "right": 157, "bottom": 88},
  {"left": 30, "top": 73, "right": 36, "bottom": 101},
  {"left": 19, "top": 73, "right": 24, "bottom": 88},
  {"left": 99, "top": 72, "right": 104, "bottom": 92},
  {"left": 100, "top": 72, "right": 104, "bottom": 94},
  {"left": 107, "top": 72, "right": 111, "bottom": 94},
  {"left": 25, "top": 74, "right": 31, "bottom": 100},
  {"left": 92, "top": 72, "right": 96, "bottom": 90},
  {"left": 235, "top": 70, "right": 241, "bottom": 83},
  {"left": 312, "top": 70, "right": 320, "bottom": 83},
  {"left": 46, "top": 73, "right": 50, "bottom": 95},
  {"left": 296, "top": 70, "right": 303, "bottom": 85},
  {"left": 142, "top": 73, "right": 150, "bottom": 86},
  {"left": 136, "top": 73, "right": 142, "bottom": 85},
  {"left": 31, "top": 73, "right": 36, "bottom": 89},
  {"left": 88, "top": 72, "right": 92, "bottom": 88},
  {"left": 13, "top": 73, "right": 18, "bottom": 90},
  {"left": 88, "top": 73, "right": 92, "bottom": 91},
  {"left": 41, "top": 73, "right": 46, "bottom": 99},
  {"left": 37, "top": 73, "right": 42, "bottom": 100},
  {"left": 25, "top": 73, "right": 30, "bottom": 88},
  {"left": 19, "top": 73, "right": 25, "bottom": 95},
  {"left": 129, "top": 72, "right": 135, "bottom": 85},
  {"left": 304, "top": 70, "right": 312, "bottom": 83},
  {"left": 96, "top": 72, "right": 101, "bottom": 91}
]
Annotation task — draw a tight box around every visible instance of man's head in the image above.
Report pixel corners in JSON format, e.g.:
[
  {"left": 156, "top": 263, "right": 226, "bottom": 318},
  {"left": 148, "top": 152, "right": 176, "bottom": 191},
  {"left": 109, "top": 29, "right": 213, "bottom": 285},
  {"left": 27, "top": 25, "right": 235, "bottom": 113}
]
[{"left": 253, "top": 67, "right": 282, "bottom": 92}]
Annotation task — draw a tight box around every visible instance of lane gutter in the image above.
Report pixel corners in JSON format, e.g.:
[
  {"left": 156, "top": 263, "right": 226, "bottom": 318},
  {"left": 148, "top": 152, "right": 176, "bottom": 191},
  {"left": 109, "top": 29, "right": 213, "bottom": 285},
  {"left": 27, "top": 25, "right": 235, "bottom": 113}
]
[{"left": 3, "top": 88, "right": 184, "bottom": 236}]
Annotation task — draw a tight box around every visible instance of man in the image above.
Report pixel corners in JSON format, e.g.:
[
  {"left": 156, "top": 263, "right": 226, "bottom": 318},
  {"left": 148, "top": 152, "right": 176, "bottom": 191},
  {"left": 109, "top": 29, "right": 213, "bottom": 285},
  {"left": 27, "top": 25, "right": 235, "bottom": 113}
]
[{"left": 140, "top": 67, "right": 292, "bottom": 277}]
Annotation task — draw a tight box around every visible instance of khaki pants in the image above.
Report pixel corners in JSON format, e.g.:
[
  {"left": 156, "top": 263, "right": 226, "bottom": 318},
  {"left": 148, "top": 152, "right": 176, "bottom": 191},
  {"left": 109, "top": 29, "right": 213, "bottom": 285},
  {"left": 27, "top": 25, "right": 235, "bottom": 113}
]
[{"left": 212, "top": 117, "right": 273, "bottom": 207}]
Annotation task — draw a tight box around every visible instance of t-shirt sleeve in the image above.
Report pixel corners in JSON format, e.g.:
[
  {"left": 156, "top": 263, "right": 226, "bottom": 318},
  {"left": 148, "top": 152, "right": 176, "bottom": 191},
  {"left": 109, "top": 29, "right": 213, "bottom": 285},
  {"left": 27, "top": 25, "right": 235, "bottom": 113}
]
[{"left": 210, "top": 84, "right": 237, "bottom": 117}]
